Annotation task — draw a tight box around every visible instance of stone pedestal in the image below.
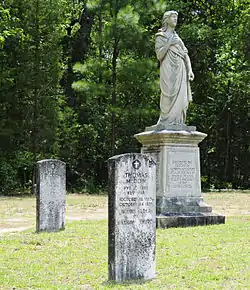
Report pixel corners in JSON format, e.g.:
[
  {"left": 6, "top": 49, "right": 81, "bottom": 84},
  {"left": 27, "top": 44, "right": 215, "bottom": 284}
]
[{"left": 134, "top": 130, "right": 225, "bottom": 228}]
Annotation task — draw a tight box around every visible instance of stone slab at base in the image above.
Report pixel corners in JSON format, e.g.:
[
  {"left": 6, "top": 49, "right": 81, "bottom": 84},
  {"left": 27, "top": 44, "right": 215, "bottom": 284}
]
[
  {"left": 145, "top": 123, "right": 196, "bottom": 132},
  {"left": 156, "top": 196, "right": 212, "bottom": 215},
  {"left": 156, "top": 213, "right": 225, "bottom": 229}
]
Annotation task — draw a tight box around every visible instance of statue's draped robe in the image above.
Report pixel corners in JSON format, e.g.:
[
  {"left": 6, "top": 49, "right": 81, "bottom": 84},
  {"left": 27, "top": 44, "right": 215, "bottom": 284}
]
[{"left": 155, "top": 31, "right": 192, "bottom": 124}]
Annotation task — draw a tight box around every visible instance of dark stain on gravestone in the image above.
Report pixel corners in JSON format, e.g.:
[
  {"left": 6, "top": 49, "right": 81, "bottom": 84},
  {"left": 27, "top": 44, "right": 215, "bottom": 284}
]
[{"left": 148, "top": 158, "right": 156, "bottom": 167}]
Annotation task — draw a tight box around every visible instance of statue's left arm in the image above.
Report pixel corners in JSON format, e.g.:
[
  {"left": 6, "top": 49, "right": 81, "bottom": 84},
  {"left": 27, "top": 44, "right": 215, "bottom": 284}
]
[
  {"left": 184, "top": 54, "right": 194, "bottom": 81},
  {"left": 181, "top": 40, "right": 194, "bottom": 81}
]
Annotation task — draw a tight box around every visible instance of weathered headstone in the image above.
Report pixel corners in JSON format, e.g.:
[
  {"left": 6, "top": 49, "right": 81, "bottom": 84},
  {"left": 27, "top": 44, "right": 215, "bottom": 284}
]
[
  {"left": 36, "top": 159, "right": 66, "bottom": 232},
  {"left": 108, "top": 153, "right": 156, "bottom": 282}
]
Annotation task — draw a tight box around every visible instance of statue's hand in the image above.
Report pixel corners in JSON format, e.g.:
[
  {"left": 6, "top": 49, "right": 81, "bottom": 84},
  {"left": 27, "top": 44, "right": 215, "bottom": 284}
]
[
  {"left": 169, "top": 35, "right": 179, "bottom": 46},
  {"left": 188, "top": 71, "right": 194, "bottom": 81}
]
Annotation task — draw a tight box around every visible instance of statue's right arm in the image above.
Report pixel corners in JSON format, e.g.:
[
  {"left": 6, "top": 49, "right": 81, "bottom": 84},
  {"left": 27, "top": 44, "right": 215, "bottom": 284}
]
[{"left": 155, "top": 36, "right": 170, "bottom": 62}]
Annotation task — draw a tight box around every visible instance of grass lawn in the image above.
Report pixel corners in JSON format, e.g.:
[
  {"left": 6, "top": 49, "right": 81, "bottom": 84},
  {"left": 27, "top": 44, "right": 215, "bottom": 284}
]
[{"left": 0, "top": 192, "right": 250, "bottom": 289}]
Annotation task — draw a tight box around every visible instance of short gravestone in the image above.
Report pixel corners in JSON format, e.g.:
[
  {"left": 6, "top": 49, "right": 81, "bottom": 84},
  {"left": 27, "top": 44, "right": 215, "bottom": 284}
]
[
  {"left": 108, "top": 153, "right": 156, "bottom": 282},
  {"left": 36, "top": 159, "right": 66, "bottom": 232}
]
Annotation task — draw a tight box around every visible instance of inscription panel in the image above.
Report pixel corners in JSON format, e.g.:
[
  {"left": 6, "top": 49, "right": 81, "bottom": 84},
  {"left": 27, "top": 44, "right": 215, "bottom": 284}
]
[{"left": 167, "top": 148, "right": 200, "bottom": 195}]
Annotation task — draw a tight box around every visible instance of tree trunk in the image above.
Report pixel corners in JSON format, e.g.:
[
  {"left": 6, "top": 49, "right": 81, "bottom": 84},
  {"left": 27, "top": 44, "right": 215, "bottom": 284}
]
[
  {"left": 111, "top": 39, "right": 119, "bottom": 156},
  {"left": 61, "top": 5, "right": 95, "bottom": 107}
]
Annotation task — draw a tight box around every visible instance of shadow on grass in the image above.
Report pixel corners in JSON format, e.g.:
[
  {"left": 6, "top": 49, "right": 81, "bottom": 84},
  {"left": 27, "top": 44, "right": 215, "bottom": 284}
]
[{"left": 102, "top": 278, "right": 152, "bottom": 288}]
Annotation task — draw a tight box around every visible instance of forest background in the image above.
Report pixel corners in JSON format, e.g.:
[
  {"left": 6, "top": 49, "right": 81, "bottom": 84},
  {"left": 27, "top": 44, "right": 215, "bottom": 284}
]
[{"left": 0, "top": 0, "right": 249, "bottom": 195}]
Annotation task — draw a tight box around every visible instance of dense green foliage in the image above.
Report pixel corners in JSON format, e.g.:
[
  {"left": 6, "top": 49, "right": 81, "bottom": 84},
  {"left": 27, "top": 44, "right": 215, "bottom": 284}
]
[{"left": 0, "top": 0, "right": 249, "bottom": 194}]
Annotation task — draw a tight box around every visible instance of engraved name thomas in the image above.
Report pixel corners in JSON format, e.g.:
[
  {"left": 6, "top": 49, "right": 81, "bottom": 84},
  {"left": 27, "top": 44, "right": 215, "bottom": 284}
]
[{"left": 124, "top": 172, "right": 148, "bottom": 184}]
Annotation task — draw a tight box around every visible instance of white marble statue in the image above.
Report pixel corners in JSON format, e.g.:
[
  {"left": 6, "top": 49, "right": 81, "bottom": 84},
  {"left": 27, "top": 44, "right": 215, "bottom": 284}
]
[{"left": 155, "top": 11, "right": 194, "bottom": 128}]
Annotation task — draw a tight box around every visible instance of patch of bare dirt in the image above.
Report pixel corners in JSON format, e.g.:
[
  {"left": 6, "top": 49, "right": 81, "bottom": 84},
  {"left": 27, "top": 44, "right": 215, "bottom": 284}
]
[
  {"left": 0, "top": 226, "right": 33, "bottom": 234},
  {"left": 66, "top": 207, "right": 108, "bottom": 221},
  {"left": 203, "top": 192, "right": 250, "bottom": 217}
]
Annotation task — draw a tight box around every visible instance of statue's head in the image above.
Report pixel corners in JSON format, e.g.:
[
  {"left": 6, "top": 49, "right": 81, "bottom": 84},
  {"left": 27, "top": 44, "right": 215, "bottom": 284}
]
[{"left": 162, "top": 10, "right": 178, "bottom": 31}]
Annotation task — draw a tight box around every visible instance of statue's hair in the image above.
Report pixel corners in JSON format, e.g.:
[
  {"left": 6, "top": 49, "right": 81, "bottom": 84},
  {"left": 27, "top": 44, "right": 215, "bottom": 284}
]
[{"left": 161, "top": 10, "right": 178, "bottom": 30}]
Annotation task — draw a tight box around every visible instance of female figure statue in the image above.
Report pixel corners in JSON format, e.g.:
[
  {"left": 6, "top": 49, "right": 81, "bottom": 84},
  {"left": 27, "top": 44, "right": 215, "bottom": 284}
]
[{"left": 155, "top": 11, "right": 194, "bottom": 127}]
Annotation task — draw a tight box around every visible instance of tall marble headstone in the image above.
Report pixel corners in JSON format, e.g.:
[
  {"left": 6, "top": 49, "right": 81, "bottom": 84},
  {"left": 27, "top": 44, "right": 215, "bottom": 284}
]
[
  {"left": 36, "top": 159, "right": 66, "bottom": 232},
  {"left": 108, "top": 153, "right": 156, "bottom": 282}
]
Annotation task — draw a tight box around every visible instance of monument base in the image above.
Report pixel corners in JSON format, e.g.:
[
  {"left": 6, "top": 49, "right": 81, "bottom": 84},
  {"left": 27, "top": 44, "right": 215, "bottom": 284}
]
[
  {"left": 145, "top": 122, "right": 196, "bottom": 132},
  {"left": 156, "top": 196, "right": 212, "bottom": 214},
  {"left": 156, "top": 213, "right": 225, "bottom": 228},
  {"left": 134, "top": 129, "right": 225, "bottom": 229}
]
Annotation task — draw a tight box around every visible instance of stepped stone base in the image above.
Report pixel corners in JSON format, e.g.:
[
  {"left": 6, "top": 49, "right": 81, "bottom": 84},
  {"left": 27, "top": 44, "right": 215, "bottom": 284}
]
[
  {"left": 156, "top": 196, "right": 212, "bottom": 214},
  {"left": 156, "top": 213, "right": 225, "bottom": 229},
  {"left": 135, "top": 129, "right": 226, "bottom": 229}
]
